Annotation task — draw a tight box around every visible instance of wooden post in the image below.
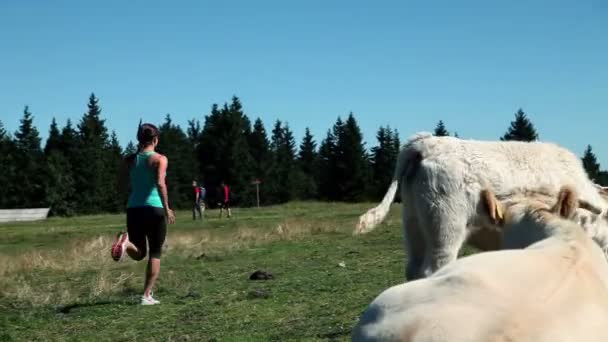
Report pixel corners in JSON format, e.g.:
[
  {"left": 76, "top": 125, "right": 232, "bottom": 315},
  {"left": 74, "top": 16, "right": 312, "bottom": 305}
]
[{"left": 252, "top": 179, "right": 262, "bottom": 208}]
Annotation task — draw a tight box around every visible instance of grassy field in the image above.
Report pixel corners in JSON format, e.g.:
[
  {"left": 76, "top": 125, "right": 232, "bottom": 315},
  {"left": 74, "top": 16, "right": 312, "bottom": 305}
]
[{"left": 0, "top": 202, "right": 451, "bottom": 341}]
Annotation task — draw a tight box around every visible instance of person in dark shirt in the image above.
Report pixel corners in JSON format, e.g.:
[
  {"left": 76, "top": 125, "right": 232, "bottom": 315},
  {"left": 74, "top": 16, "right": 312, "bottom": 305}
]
[{"left": 219, "top": 181, "right": 232, "bottom": 218}]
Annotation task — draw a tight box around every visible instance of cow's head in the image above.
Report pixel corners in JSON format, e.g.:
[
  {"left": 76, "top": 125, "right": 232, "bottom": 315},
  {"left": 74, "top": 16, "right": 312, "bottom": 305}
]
[
  {"left": 481, "top": 185, "right": 578, "bottom": 227},
  {"left": 482, "top": 185, "right": 608, "bottom": 258}
]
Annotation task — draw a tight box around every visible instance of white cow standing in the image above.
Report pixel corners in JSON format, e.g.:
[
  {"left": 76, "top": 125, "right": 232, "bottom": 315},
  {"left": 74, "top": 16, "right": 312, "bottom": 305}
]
[
  {"left": 355, "top": 132, "right": 608, "bottom": 280},
  {"left": 352, "top": 186, "right": 608, "bottom": 342}
]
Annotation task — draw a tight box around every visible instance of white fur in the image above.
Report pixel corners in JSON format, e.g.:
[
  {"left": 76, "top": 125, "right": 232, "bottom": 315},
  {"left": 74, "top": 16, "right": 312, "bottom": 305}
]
[
  {"left": 355, "top": 132, "right": 608, "bottom": 280},
  {"left": 352, "top": 192, "right": 608, "bottom": 342}
]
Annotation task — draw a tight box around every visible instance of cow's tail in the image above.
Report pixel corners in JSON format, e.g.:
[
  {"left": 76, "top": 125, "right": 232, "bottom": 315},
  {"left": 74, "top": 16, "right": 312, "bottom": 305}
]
[{"left": 354, "top": 132, "right": 429, "bottom": 235}]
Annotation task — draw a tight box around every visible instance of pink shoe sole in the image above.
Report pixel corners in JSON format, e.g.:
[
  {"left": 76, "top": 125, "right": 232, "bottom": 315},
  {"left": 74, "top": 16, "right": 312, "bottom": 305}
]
[{"left": 111, "top": 232, "right": 128, "bottom": 261}]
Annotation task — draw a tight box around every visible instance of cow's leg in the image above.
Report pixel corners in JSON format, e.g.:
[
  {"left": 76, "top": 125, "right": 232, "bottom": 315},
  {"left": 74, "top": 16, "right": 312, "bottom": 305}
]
[
  {"left": 414, "top": 194, "right": 469, "bottom": 278},
  {"left": 422, "top": 211, "right": 468, "bottom": 277},
  {"left": 403, "top": 205, "right": 425, "bottom": 281}
]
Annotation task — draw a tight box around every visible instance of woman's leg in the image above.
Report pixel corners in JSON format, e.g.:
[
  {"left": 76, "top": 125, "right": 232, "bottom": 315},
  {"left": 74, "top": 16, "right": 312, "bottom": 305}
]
[
  {"left": 126, "top": 208, "right": 147, "bottom": 261},
  {"left": 144, "top": 258, "right": 161, "bottom": 297},
  {"left": 143, "top": 207, "right": 167, "bottom": 299},
  {"left": 113, "top": 208, "right": 147, "bottom": 261}
]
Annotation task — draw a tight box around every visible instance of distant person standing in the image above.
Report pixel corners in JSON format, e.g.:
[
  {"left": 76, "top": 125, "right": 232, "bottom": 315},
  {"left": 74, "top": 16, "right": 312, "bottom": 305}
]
[
  {"left": 219, "top": 181, "right": 231, "bottom": 218},
  {"left": 192, "top": 180, "right": 205, "bottom": 220},
  {"left": 111, "top": 122, "right": 175, "bottom": 305}
]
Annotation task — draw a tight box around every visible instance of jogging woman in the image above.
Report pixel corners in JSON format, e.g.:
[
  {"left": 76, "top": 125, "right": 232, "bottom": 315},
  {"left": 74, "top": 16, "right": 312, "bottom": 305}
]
[{"left": 111, "top": 123, "right": 176, "bottom": 305}]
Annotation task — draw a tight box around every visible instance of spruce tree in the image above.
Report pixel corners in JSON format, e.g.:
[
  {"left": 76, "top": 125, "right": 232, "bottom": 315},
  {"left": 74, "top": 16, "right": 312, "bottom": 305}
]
[
  {"left": 297, "top": 127, "right": 318, "bottom": 199},
  {"left": 54, "top": 119, "right": 80, "bottom": 214},
  {"left": 44, "top": 117, "right": 61, "bottom": 155},
  {"left": 73, "top": 93, "right": 111, "bottom": 213},
  {"left": 248, "top": 118, "right": 271, "bottom": 182},
  {"left": 266, "top": 120, "right": 297, "bottom": 203},
  {"left": 370, "top": 126, "right": 399, "bottom": 200},
  {"left": 43, "top": 118, "right": 77, "bottom": 215},
  {"left": 335, "top": 113, "right": 370, "bottom": 202},
  {"left": 45, "top": 150, "right": 76, "bottom": 216},
  {"left": 0, "top": 121, "right": 18, "bottom": 207},
  {"left": 197, "top": 103, "right": 222, "bottom": 200},
  {"left": 390, "top": 128, "right": 402, "bottom": 202},
  {"left": 123, "top": 141, "right": 137, "bottom": 156},
  {"left": 13, "top": 106, "right": 45, "bottom": 207},
  {"left": 225, "top": 96, "right": 256, "bottom": 206},
  {"left": 433, "top": 120, "right": 449, "bottom": 136},
  {"left": 104, "top": 131, "right": 124, "bottom": 212},
  {"left": 598, "top": 171, "right": 608, "bottom": 186},
  {"left": 500, "top": 108, "right": 539, "bottom": 141},
  {"left": 391, "top": 128, "right": 401, "bottom": 157},
  {"left": 59, "top": 119, "right": 78, "bottom": 155},
  {"left": 581, "top": 145, "right": 601, "bottom": 182},
  {"left": 197, "top": 97, "right": 255, "bottom": 206},
  {"left": 157, "top": 114, "right": 199, "bottom": 209},
  {"left": 317, "top": 129, "right": 337, "bottom": 201},
  {"left": 187, "top": 118, "right": 201, "bottom": 147}
]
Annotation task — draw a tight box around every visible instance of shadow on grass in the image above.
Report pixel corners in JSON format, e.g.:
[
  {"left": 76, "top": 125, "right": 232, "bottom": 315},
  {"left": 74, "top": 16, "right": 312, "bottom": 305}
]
[{"left": 57, "top": 299, "right": 131, "bottom": 314}]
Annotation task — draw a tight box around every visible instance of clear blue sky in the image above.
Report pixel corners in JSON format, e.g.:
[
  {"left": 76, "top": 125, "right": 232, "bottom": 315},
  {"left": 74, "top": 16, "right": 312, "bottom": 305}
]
[{"left": 1, "top": 0, "right": 607, "bottom": 166}]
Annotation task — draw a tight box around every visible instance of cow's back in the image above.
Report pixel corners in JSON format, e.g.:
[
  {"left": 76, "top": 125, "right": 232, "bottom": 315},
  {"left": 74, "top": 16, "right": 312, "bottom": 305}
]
[{"left": 408, "top": 136, "right": 606, "bottom": 211}]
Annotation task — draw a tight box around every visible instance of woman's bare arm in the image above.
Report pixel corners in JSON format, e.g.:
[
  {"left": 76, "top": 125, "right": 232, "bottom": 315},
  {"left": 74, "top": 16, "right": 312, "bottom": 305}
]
[{"left": 155, "top": 154, "right": 175, "bottom": 224}]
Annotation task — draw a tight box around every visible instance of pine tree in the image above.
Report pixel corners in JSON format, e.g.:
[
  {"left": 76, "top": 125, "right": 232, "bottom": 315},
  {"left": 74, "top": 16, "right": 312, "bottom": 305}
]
[
  {"left": 157, "top": 114, "right": 199, "bottom": 209},
  {"left": 186, "top": 119, "right": 202, "bottom": 184},
  {"left": 0, "top": 121, "right": 18, "bottom": 207},
  {"left": 13, "top": 106, "right": 45, "bottom": 207},
  {"left": 43, "top": 118, "right": 77, "bottom": 216},
  {"left": 390, "top": 128, "right": 402, "bottom": 202},
  {"left": 598, "top": 171, "right": 608, "bottom": 187},
  {"left": 59, "top": 119, "right": 78, "bottom": 155},
  {"left": 433, "top": 120, "right": 449, "bottom": 136},
  {"left": 582, "top": 145, "right": 601, "bottom": 182},
  {"left": 391, "top": 128, "right": 401, "bottom": 156},
  {"left": 334, "top": 113, "right": 370, "bottom": 201},
  {"left": 297, "top": 127, "right": 318, "bottom": 199},
  {"left": 73, "top": 93, "right": 111, "bottom": 213},
  {"left": 500, "top": 108, "right": 539, "bottom": 141},
  {"left": 187, "top": 118, "right": 201, "bottom": 147},
  {"left": 248, "top": 118, "right": 271, "bottom": 181},
  {"left": 44, "top": 117, "right": 61, "bottom": 155},
  {"left": 370, "top": 126, "right": 399, "bottom": 200},
  {"left": 266, "top": 120, "right": 297, "bottom": 203},
  {"left": 45, "top": 150, "right": 76, "bottom": 216},
  {"left": 124, "top": 141, "right": 137, "bottom": 156},
  {"left": 197, "top": 103, "right": 222, "bottom": 201},
  {"left": 317, "top": 129, "right": 337, "bottom": 201},
  {"left": 197, "top": 97, "right": 255, "bottom": 207},
  {"left": 104, "top": 131, "right": 124, "bottom": 212},
  {"left": 225, "top": 96, "right": 256, "bottom": 206}
]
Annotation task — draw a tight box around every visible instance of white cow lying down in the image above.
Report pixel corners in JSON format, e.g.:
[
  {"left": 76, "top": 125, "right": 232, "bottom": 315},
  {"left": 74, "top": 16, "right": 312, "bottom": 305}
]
[
  {"left": 469, "top": 187, "right": 608, "bottom": 257},
  {"left": 352, "top": 186, "right": 608, "bottom": 342},
  {"left": 355, "top": 132, "right": 608, "bottom": 280}
]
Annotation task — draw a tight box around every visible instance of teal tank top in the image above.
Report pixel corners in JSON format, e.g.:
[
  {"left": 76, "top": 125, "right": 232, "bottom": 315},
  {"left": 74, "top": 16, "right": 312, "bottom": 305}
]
[{"left": 127, "top": 151, "right": 164, "bottom": 208}]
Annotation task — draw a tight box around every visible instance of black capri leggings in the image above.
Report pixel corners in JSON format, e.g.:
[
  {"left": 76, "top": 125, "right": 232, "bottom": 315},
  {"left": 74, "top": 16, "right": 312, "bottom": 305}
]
[{"left": 126, "top": 206, "right": 167, "bottom": 259}]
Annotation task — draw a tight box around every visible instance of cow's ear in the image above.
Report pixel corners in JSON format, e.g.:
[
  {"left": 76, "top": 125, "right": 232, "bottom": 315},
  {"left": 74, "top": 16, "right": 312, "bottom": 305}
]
[
  {"left": 481, "top": 189, "right": 504, "bottom": 225},
  {"left": 552, "top": 186, "right": 578, "bottom": 218}
]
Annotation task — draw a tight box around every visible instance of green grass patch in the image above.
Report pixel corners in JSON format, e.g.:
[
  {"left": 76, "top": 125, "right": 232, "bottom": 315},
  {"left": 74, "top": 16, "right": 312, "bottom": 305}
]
[{"left": 0, "top": 201, "right": 470, "bottom": 341}]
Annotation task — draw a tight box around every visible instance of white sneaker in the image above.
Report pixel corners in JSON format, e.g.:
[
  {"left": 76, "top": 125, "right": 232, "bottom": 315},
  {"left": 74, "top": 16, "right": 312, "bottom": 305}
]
[{"left": 141, "top": 294, "right": 160, "bottom": 305}]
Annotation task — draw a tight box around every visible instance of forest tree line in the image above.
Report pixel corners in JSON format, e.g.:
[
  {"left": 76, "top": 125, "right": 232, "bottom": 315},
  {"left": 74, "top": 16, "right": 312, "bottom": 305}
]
[{"left": 1, "top": 94, "right": 606, "bottom": 216}]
